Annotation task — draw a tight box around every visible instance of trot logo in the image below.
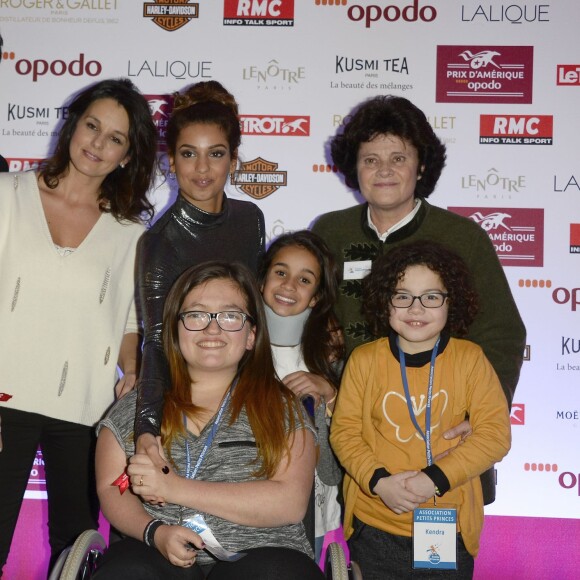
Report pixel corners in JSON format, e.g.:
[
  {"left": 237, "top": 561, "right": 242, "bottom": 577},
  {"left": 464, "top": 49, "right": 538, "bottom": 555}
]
[
  {"left": 143, "top": 1, "right": 199, "bottom": 31},
  {"left": 480, "top": 115, "right": 553, "bottom": 145},
  {"left": 570, "top": 224, "right": 580, "bottom": 254},
  {"left": 510, "top": 403, "right": 525, "bottom": 425},
  {"left": 437, "top": 45, "right": 533, "bottom": 103},
  {"left": 239, "top": 115, "right": 309, "bottom": 136},
  {"left": 224, "top": 0, "right": 294, "bottom": 26},
  {"left": 231, "top": 157, "right": 288, "bottom": 199},
  {"left": 557, "top": 65, "right": 580, "bottom": 86},
  {"left": 449, "top": 207, "right": 544, "bottom": 267}
]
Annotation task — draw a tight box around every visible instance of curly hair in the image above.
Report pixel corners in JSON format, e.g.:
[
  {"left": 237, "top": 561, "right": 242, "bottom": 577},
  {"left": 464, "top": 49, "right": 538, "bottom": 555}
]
[
  {"left": 331, "top": 95, "right": 447, "bottom": 198},
  {"left": 362, "top": 240, "right": 478, "bottom": 338},
  {"left": 165, "top": 80, "right": 241, "bottom": 160},
  {"left": 41, "top": 78, "right": 157, "bottom": 223},
  {"left": 258, "top": 230, "right": 345, "bottom": 386}
]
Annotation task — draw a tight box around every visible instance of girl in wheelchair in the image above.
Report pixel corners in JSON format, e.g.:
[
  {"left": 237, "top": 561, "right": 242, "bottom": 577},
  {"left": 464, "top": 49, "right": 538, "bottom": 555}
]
[{"left": 93, "top": 262, "right": 324, "bottom": 579}]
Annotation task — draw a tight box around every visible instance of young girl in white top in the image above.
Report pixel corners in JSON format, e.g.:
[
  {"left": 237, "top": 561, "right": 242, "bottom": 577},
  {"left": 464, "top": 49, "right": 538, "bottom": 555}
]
[{"left": 258, "top": 230, "right": 345, "bottom": 563}]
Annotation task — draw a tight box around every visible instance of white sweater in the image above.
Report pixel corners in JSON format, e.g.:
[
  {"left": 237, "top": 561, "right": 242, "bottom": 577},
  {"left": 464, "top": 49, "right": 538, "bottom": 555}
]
[{"left": 0, "top": 172, "right": 145, "bottom": 426}]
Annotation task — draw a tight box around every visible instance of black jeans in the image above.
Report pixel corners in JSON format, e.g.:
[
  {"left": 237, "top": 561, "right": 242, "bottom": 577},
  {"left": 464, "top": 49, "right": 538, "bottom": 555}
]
[
  {"left": 348, "top": 516, "right": 474, "bottom": 580},
  {"left": 0, "top": 407, "right": 99, "bottom": 576},
  {"left": 93, "top": 538, "right": 325, "bottom": 580}
]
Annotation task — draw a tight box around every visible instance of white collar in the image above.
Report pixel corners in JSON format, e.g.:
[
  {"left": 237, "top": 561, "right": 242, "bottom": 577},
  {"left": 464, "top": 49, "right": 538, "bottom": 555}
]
[{"left": 367, "top": 199, "right": 422, "bottom": 242}]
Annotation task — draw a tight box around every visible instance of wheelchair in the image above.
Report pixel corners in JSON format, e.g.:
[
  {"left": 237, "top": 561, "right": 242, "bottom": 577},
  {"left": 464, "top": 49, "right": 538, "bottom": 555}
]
[
  {"left": 49, "top": 531, "right": 360, "bottom": 579},
  {"left": 48, "top": 529, "right": 107, "bottom": 580}
]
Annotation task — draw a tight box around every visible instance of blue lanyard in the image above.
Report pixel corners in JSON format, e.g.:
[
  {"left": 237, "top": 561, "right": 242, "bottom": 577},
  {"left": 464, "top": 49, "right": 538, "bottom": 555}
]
[
  {"left": 184, "top": 377, "right": 238, "bottom": 480},
  {"left": 397, "top": 338, "right": 440, "bottom": 467}
]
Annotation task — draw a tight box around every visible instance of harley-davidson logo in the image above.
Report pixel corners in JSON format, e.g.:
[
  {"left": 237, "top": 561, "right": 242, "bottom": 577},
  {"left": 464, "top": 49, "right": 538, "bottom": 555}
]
[
  {"left": 232, "top": 157, "right": 288, "bottom": 199},
  {"left": 143, "top": 1, "right": 199, "bottom": 32}
]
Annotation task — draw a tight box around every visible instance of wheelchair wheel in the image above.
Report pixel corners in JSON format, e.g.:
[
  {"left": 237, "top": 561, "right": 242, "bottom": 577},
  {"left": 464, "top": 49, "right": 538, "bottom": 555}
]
[
  {"left": 47, "top": 547, "right": 71, "bottom": 580},
  {"left": 325, "top": 542, "right": 349, "bottom": 580},
  {"left": 59, "top": 529, "right": 106, "bottom": 580},
  {"left": 349, "top": 559, "right": 363, "bottom": 580}
]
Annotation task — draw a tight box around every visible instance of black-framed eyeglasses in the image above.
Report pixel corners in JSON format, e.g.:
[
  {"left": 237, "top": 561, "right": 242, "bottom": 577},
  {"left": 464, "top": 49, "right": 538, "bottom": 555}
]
[
  {"left": 178, "top": 311, "right": 254, "bottom": 332},
  {"left": 390, "top": 292, "right": 448, "bottom": 309}
]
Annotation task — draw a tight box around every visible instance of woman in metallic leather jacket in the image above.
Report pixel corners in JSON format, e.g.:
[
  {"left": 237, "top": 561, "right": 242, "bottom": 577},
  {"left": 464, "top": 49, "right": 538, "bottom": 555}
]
[{"left": 134, "top": 81, "right": 265, "bottom": 471}]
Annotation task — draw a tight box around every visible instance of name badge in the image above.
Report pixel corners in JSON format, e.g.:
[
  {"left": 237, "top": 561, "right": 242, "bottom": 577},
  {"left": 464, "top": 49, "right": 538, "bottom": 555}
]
[
  {"left": 182, "top": 514, "right": 246, "bottom": 562},
  {"left": 343, "top": 260, "right": 372, "bottom": 280},
  {"left": 412, "top": 506, "right": 457, "bottom": 570}
]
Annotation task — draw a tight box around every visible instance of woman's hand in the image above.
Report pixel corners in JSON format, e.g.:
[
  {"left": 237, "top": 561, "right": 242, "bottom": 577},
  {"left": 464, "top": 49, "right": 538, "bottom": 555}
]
[
  {"left": 434, "top": 419, "right": 473, "bottom": 461},
  {"left": 114, "top": 372, "right": 137, "bottom": 399},
  {"left": 129, "top": 438, "right": 174, "bottom": 505},
  {"left": 282, "top": 371, "right": 336, "bottom": 408},
  {"left": 154, "top": 524, "right": 204, "bottom": 568}
]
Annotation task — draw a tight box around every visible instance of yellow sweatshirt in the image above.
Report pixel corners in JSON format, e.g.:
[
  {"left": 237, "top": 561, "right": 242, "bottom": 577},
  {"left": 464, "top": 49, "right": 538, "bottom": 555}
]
[{"left": 330, "top": 336, "right": 511, "bottom": 556}]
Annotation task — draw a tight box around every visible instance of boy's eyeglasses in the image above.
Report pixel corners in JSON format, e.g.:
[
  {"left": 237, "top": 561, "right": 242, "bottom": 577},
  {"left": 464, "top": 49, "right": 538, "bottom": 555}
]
[
  {"left": 390, "top": 292, "right": 448, "bottom": 309},
  {"left": 178, "top": 311, "right": 254, "bottom": 332}
]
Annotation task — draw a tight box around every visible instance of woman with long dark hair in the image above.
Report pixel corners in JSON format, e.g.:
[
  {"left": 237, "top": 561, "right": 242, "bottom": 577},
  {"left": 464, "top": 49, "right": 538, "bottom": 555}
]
[{"left": 0, "top": 78, "right": 157, "bottom": 574}]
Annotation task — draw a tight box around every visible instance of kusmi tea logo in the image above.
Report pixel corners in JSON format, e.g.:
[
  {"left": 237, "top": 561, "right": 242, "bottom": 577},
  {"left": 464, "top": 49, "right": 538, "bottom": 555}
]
[
  {"left": 143, "top": 1, "right": 199, "bottom": 31},
  {"left": 231, "top": 157, "right": 288, "bottom": 199}
]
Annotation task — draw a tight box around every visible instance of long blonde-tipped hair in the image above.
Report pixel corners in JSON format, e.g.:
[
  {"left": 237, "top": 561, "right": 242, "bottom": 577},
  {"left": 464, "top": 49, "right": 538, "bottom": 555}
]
[{"left": 161, "top": 261, "right": 303, "bottom": 479}]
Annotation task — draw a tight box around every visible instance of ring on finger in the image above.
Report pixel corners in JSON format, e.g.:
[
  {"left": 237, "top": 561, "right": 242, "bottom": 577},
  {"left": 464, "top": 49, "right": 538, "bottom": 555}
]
[{"left": 139, "top": 476, "right": 144, "bottom": 486}]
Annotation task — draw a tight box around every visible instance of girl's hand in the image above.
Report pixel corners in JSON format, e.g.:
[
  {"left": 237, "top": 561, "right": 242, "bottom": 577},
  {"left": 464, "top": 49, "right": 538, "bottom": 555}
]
[
  {"left": 154, "top": 524, "right": 204, "bottom": 568},
  {"left": 374, "top": 471, "right": 424, "bottom": 514},
  {"left": 282, "top": 371, "right": 336, "bottom": 408},
  {"left": 404, "top": 472, "right": 436, "bottom": 501}
]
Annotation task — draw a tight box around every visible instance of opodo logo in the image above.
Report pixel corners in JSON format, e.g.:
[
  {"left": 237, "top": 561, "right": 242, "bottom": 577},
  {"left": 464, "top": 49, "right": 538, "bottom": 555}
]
[
  {"left": 552, "top": 286, "right": 580, "bottom": 312},
  {"left": 344, "top": 1, "right": 438, "bottom": 28},
  {"left": 12, "top": 52, "right": 102, "bottom": 83},
  {"left": 224, "top": 0, "right": 294, "bottom": 26},
  {"left": 570, "top": 224, "right": 580, "bottom": 254},
  {"left": 239, "top": 115, "right": 310, "bottom": 136},
  {"left": 143, "top": 1, "right": 199, "bottom": 31},
  {"left": 436, "top": 45, "right": 533, "bottom": 103},
  {"left": 480, "top": 115, "right": 553, "bottom": 145},
  {"left": 231, "top": 157, "right": 287, "bottom": 199},
  {"left": 460, "top": 3, "right": 550, "bottom": 24},
  {"left": 449, "top": 207, "right": 543, "bottom": 266},
  {"left": 510, "top": 404, "right": 525, "bottom": 425},
  {"left": 557, "top": 65, "right": 580, "bottom": 86},
  {"left": 145, "top": 94, "right": 173, "bottom": 150}
]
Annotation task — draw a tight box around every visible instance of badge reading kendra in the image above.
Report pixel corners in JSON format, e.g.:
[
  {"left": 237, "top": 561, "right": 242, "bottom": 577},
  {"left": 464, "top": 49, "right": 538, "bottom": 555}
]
[
  {"left": 143, "top": 1, "right": 199, "bottom": 32},
  {"left": 232, "top": 157, "right": 288, "bottom": 200}
]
